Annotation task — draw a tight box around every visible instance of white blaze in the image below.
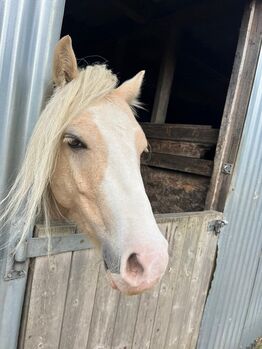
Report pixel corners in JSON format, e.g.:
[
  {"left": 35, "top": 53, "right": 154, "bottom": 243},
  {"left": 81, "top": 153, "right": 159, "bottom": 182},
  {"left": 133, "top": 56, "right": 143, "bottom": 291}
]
[{"left": 90, "top": 101, "right": 165, "bottom": 252}]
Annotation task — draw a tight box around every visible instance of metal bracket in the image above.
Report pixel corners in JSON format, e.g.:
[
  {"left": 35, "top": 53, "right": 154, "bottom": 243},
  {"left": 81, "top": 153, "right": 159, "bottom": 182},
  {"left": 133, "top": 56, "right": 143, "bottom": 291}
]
[
  {"left": 247, "top": 337, "right": 262, "bottom": 349},
  {"left": 5, "top": 269, "right": 27, "bottom": 281},
  {"left": 208, "top": 219, "right": 228, "bottom": 236},
  {"left": 4, "top": 233, "right": 93, "bottom": 281},
  {"left": 222, "top": 163, "right": 233, "bottom": 174}
]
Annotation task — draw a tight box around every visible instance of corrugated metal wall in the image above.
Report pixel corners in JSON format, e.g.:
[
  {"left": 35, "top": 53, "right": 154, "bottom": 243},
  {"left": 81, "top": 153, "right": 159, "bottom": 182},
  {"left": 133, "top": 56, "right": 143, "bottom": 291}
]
[
  {"left": 0, "top": 1, "right": 65, "bottom": 348},
  {"left": 198, "top": 46, "right": 262, "bottom": 349}
]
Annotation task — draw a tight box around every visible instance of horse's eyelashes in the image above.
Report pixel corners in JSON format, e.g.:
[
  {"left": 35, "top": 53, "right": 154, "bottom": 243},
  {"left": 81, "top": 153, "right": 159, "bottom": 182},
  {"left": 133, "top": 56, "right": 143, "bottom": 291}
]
[{"left": 63, "top": 136, "right": 87, "bottom": 150}]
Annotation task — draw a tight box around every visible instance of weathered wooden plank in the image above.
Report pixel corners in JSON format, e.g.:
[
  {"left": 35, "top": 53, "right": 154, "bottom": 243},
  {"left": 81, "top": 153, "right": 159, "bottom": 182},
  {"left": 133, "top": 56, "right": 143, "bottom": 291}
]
[
  {"left": 22, "top": 225, "right": 73, "bottom": 349},
  {"left": 163, "top": 211, "right": 222, "bottom": 349},
  {"left": 18, "top": 259, "right": 35, "bottom": 349},
  {"left": 155, "top": 210, "right": 218, "bottom": 222},
  {"left": 205, "top": 0, "right": 262, "bottom": 211},
  {"left": 58, "top": 249, "right": 100, "bottom": 349},
  {"left": 86, "top": 265, "right": 120, "bottom": 349},
  {"left": 151, "top": 31, "right": 177, "bottom": 123},
  {"left": 23, "top": 255, "right": 71, "bottom": 349},
  {"left": 187, "top": 212, "right": 221, "bottom": 348},
  {"left": 148, "top": 139, "right": 212, "bottom": 158},
  {"left": 19, "top": 223, "right": 75, "bottom": 349},
  {"left": 141, "top": 123, "right": 219, "bottom": 144},
  {"left": 142, "top": 152, "right": 213, "bottom": 177},
  {"left": 131, "top": 218, "right": 187, "bottom": 349},
  {"left": 163, "top": 214, "right": 204, "bottom": 348},
  {"left": 131, "top": 286, "right": 160, "bottom": 349},
  {"left": 176, "top": 212, "right": 221, "bottom": 348},
  {"left": 158, "top": 124, "right": 213, "bottom": 129},
  {"left": 111, "top": 294, "right": 141, "bottom": 348},
  {"left": 149, "top": 217, "right": 189, "bottom": 349},
  {"left": 176, "top": 215, "right": 210, "bottom": 348},
  {"left": 141, "top": 166, "right": 210, "bottom": 213}
]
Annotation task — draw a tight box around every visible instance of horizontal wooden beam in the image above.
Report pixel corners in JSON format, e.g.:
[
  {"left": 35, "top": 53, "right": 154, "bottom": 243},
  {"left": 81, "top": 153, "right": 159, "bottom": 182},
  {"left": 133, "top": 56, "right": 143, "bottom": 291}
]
[
  {"left": 148, "top": 139, "right": 212, "bottom": 158},
  {"left": 141, "top": 123, "right": 219, "bottom": 144},
  {"left": 142, "top": 152, "right": 213, "bottom": 177}
]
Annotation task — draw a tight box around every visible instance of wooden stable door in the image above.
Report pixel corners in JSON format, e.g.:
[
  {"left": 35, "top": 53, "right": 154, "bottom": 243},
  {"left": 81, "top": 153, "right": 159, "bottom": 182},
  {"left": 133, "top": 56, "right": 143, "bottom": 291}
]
[{"left": 19, "top": 210, "right": 222, "bottom": 349}]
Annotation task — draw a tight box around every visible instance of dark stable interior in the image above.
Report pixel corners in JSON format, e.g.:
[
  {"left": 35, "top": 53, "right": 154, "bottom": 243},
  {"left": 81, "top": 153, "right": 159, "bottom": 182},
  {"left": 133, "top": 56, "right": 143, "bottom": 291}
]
[
  {"left": 61, "top": 0, "right": 246, "bottom": 213},
  {"left": 62, "top": 0, "right": 246, "bottom": 128}
]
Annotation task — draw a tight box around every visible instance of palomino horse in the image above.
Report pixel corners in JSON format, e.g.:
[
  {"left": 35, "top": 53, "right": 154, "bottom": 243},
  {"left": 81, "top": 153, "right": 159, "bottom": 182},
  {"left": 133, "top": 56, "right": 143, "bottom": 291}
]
[{"left": 2, "top": 36, "right": 168, "bottom": 295}]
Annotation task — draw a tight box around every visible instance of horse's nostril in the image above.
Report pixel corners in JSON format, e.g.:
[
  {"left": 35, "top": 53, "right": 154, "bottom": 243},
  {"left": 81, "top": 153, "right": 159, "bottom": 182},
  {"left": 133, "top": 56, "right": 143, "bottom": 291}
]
[{"left": 126, "top": 253, "right": 144, "bottom": 277}]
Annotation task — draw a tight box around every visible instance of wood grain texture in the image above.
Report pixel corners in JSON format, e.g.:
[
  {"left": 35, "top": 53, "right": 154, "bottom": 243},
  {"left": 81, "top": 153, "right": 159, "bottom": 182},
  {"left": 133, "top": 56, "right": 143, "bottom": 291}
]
[
  {"left": 85, "top": 266, "right": 120, "bottom": 349},
  {"left": 148, "top": 138, "right": 212, "bottom": 158},
  {"left": 142, "top": 123, "right": 219, "bottom": 144},
  {"left": 142, "top": 152, "right": 213, "bottom": 177},
  {"left": 151, "top": 31, "right": 177, "bottom": 123},
  {"left": 205, "top": 0, "right": 262, "bottom": 211},
  {"left": 163, "top": 211, "right": 222, "bottom": 349},
  {"left": 131, "top": 287, "right": 160, "bottom": 349},
  {"left": 186, "top": 213, "right": 219, "bottom": 348},
  {"left": 59, "top": 249, "right": 100, "bottom": 349},
  {"left": 149, "top": 217, "right": 189, "bottom": 349},
  {"left": 111, "top": 293, "right": 141, "bottom": 348},
  {"left": 19, "top": 211, "right": 222, "bottom": 349},
  {"left": 21, "top": 225, "right": 73, "bottom": 349},
  {"left": 164, "top": 215, "right": 203, "bottom": 348}
]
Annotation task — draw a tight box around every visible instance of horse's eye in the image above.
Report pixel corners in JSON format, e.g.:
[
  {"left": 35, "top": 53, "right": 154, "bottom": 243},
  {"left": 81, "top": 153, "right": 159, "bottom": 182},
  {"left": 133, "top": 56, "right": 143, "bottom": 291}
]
[{"left": 64, "top": 137, "right": 87, "bottom": 150}]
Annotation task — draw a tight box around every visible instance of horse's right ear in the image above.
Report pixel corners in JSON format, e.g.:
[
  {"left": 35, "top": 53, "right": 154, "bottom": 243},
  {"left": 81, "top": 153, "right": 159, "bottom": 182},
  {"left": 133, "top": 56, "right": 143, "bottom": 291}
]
[{"left": 53, "top": 35, "right": 78, "bottom": 87}]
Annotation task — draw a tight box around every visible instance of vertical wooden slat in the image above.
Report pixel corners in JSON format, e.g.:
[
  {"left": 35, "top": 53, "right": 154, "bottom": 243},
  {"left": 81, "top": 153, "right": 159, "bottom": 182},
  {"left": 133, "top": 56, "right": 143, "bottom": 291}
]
[
  {"left": 22, "top": 254, "right": 72, "bottom": 349},
  {"left": 187, "top": 213, "right": 219, "bottom": 348},
  {"left": 85, "top": 266, "right": 120, "bottom": 349},
  {"left": 150, "top": 30, "right": 178, "bottom": 123},
  {"left": 149, "top": 217, "right": 189, "bottom": 349},
  {"left": 18, "top": 258, "right": 35, "bottom": 349},
  {"left": 111, "top": 294, "right": 141, "bottom": 348},
  {"left": 206, "top": 0, "right": 262, "bottom": 211},
  {"left": 176, "top": 213, "right": 217, "bottom": 348},
  {"left": 20, "top": 225, "right": 73, "bottom": 349},
  {"left": 163, "top": 215, "right": 204, "bottom": 349},
  {"left": 131, "top": 285, "right": 160, "bottom": 349},
  {"left": 174, "top": 214, "right": 208, "bottom": 349},
  {"left": 58, "top": 249, "right": 100, "bottom": 349}
]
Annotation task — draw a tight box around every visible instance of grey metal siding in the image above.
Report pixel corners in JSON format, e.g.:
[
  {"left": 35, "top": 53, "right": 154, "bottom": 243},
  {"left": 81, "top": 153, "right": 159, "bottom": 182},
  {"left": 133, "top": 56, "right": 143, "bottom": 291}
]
[
  {"left": 198, "top": 46, "right": 262, "bottom": 349},
  {"left": 0, "top": 1, "right": 65, "bottom": 348}
]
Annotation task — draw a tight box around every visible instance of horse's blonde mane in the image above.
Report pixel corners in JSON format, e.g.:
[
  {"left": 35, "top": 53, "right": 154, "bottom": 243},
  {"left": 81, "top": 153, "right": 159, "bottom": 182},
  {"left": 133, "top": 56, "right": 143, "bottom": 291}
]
[{"left": 0, "top": 65, "right": 118, "bottom": 248}]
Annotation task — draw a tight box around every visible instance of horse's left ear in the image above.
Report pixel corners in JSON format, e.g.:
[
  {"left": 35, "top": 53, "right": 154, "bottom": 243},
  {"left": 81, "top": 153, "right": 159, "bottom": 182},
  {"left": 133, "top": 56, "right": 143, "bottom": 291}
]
[
  {"left": 115, "top": 71, "right": 145, "bottom": 105},
  {"left": 53, "top": 35, "right": 79, "bottom": 87}
]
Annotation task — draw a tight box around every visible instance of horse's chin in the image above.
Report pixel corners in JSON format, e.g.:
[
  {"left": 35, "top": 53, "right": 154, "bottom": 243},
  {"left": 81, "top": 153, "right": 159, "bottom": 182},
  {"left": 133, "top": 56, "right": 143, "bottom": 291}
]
[{"left": 105, "top": 270, "right": 159, "bottom": 295}]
